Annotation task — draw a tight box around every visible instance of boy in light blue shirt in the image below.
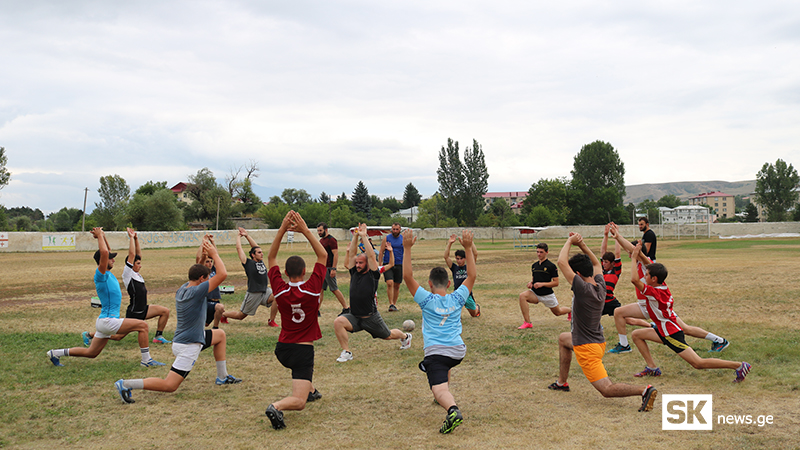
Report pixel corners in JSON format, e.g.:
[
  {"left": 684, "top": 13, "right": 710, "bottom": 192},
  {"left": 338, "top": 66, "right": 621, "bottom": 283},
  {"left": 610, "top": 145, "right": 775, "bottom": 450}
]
[{"left": 402, "top": 229, "right": 476, "bottom": 434}]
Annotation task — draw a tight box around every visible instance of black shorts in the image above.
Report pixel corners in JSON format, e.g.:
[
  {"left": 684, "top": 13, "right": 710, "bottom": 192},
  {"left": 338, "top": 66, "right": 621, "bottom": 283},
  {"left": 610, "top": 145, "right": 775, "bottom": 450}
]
[
  {"left": 275, "top": 342, "right": 315, "bottom": 381},
  {"left": 383, "top": 265, "right": 403, "bottom": 284},
  {"left": 125, "top": 305, "right": 149, "bottom": 321},
  {"left": 602, "top": 299, "right": 621, "bottom": 317},
  {"left": 656, "top": 329, "right": 691, "bottom": 354},
  {"left": 343, "top": 313, "right": 391, "bottom": 339},
  {"left": 205, "top": 301, "right": 220, "bottom": 326},
  {"left": 420, "top": 354, "right": 462, "bottom": 388}
]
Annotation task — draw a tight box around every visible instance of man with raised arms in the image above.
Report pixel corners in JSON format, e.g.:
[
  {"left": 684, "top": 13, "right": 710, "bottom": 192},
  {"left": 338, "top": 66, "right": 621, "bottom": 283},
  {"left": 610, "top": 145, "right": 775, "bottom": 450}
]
[{"left": 223, "top": 227, "right": 279, "bottom": 327}]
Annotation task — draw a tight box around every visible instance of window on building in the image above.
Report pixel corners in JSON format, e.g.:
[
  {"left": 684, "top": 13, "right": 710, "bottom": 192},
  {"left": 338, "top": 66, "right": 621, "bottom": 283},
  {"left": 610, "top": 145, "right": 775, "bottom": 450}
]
[{"left": 715, "top": 203, "right": 718, "bottom": 207}]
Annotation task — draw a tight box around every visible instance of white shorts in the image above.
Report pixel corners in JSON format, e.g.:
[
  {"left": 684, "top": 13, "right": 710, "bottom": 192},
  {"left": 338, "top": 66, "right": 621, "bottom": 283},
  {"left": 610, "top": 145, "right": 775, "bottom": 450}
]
[
  {"left": 171, "top": 342, "right": 203, "bottom": 372},
  {"left": 638, "top": 301, "right": 648, "bottom": 318},
  {"left": 94, "top": 317, "right": 124, "bottom": 339},
  {"left": 533, "top": 292, "right": 559, "bottom": 308}
]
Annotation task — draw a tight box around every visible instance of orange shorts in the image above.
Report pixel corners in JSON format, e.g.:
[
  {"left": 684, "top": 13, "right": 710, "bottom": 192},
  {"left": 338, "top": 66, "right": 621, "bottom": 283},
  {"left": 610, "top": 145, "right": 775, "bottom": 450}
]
[{"left": 573, "top": 342, "right": 608, "bottom": 383}]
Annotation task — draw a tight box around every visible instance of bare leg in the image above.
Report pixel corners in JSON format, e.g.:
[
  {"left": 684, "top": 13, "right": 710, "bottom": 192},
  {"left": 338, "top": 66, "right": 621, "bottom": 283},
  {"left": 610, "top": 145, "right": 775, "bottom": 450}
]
[
  {"left": 631, "top": 328, "right": 660, "bottom": 368},
  {"left": 549, "top": 305, "right": 571, "bottom": 317},
  {"left": 211, "top": 328, "right": 226, "bottom": 361},
  {"left": 269, "top": 299, "right": 278, "bottom": 322},
  {"left": 67, "top": 337, "right": 109, "bottom": 358},
  {"left": 333, "top": 316, "right": 352, "bottom": 352},
  {"left": 591, "top": 377, "right": 648, "bottom": 398},
  {"left": 212, "top": 303, "right": 224, "bottom": 328},
  {"left": 224, "top": 310, "right": 248, "bottom": 321},
  {"left": 386, "top": 280, "right": 396, "bottom": 307},
  {"left": 614, "top": 303, "right": 645, "bottom": 335},
  {"left": 272, "top": 379, "right": 313, "bottom": 411},
  {"left": 143, "top": 370, "right": 185, "bottom": 393},
  {"left": 145, "top": 305, "right": 170, "bottom": 332},
  {"left": 518, "top": 290, "right": 537, "bottom": 323},
  {"left": 431, "top": 382, "right": 456, "bottom": 411},
  {"left": 391, "top": 283, "right": 401, "bottom": 306},
  {"left": 332, "top": 289, "right": 348, "bottom": 309},
  {"left": 678, "top": 348, "right": 740, "bottom": 370},
  {"left": 557, "top": 332, "right": 572, "bottom": 385}
]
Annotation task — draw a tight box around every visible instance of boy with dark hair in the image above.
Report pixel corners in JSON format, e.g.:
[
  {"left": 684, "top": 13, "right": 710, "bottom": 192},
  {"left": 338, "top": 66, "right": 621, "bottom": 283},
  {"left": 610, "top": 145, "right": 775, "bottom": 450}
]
[
  {"left": 333, "top": 223, "right": 410, "bottom": 363},
  {"left": 114, "top": 236, "right": 241, "bottom": 404},
  {"left": 48, "top": 227, "right": 164, "bottom": 368},
  {"left": 224, "top": 227, "right": 279, "bottom": 327},
  {"left": 403, "top": 228, "right": 476, "bottom": 434},
  {"left": 600, "top": 223, "right": 623, "bottom": 317},
  {"left": 443, "top": 234, "right": 480, "bottom": 317},
  {"left": 628, "top": 242, "right": 751, "bottom": 382},
  {"left": 264, "top": 211, "right": 328, "bottom": 430},
  {"left": 517, "top": 242, "right": 570, "bottom": 329},
  {"left": 549, "top": 233, "right": 657, "bottom": 413},
  {"left": 317, "top": 222, "right": 349, "bottom": 315}
]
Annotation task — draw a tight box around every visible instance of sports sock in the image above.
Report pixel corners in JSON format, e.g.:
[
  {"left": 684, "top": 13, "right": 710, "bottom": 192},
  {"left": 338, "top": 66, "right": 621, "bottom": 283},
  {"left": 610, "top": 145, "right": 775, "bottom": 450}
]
[
  {"left": 447, "top": 405, "right": 459, "bottom": 415},
  {"left": 123, "top": 379, "right": 144, "bottom": 390},
  {"left": 155, "top": 330, "right": 164, "bottom": 338},
  {"left": 140, "top": 347, "right": 151, "bottom": 363},
  {"left": 619, "top": 335, "right": 629, "bottom": 347},
  {"left": 557, "top": 381, "right": 567, "bottom": 387},
  {"left": 52, "top": 348, "right": 69, "bottom": 357},
  {"left": 705, "top": 333, "right": 723, "bottom": 343},
  {"left": 216, "top": 360, "right": 228, "bottom": 379}
]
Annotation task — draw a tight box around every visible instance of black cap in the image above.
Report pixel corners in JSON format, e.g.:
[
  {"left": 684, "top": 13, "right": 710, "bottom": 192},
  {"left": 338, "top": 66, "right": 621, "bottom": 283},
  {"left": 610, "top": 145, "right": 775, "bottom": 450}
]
[{"left": 93, "top": 250, "right": 118, "bottom": 265}]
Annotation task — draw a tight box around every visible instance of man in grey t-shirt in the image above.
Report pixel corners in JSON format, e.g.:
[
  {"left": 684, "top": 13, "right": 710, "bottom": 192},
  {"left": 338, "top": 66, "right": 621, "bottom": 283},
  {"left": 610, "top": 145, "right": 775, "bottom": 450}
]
[{"left": 547, "top": 233, "right": 657, "bottom": 413}]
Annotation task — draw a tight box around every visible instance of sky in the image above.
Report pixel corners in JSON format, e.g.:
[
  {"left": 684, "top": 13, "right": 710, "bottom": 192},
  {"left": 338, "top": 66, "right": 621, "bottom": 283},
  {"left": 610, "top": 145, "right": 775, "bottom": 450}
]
[{"left": 1, "top": 1, "right": 799, "bottom": 214}]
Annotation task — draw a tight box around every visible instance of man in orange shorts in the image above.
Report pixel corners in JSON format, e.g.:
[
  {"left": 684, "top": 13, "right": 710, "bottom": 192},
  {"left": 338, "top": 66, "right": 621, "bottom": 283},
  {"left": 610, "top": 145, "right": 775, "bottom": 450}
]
[{"left": 548, "top": 233, "right": 657, "bottom": 412}]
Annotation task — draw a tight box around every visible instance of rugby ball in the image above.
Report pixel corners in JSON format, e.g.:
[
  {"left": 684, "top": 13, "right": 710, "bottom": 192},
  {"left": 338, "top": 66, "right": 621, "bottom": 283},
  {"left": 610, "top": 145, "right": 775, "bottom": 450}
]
[{"left": 402, "top": 319, "right": 415, "bottom": 332}]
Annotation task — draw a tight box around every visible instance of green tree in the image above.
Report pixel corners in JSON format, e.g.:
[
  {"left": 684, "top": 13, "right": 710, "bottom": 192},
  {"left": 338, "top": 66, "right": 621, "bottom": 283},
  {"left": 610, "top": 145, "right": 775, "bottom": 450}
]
[
  {"left": 236, "top": 178, "right": 262, "bottom": 215},
  {"left": 281, "top": 188, "right": 312, "bottom": 206},
  {"left": 127, "top": 190, "right": 185, "bottom": 231},
  {"left": 352, "top": 181, "right": 371, "bottom": 217},
  {"left": 754, "top": 158, "right": 799, "bottom": 222},
  {"left": 402, "top": 183, "right": 422, "bottom": 209},
  {"left": 93, "top": 174, "right": 130, "bottom": 230},
  {"left": 436, "top": 138, "right": 489, "bottom": 225},
  {"left": 135, "top": 181, "right": 168, "bottom": 196},
  {"left": 184, "top": 168, "right": 233, "bottom": 229},
  {"left": 381, "top": 196, "right": 402, "bottom": 212},
  {"left": 0, "top": 206, "right": 7, "bottom": 231},
  {"left": 0, "top": 147, "right": 10, "bottom": 190},
  {"left": 525, "top": 205, "right": 555, "bottom": 227},
  {"left": 415, "top": 194, "right": 457, "bottom": 228},
  {"left": 297, "top": 202, "right": 328, "bottom": 228},
  {"left": 657, "top": 194, "right": 684, "bottom": 208},
  {"left": 256, "top": 202, "right": 291, "bottom": 228},
  {"left": 12, "top": 215, "right": 35, "bottom": 231},
  {"left": 637, "top": 199, "right": 660, "bottom": 224},
  {"left": 744, "top": 203, "right": 759, "bottom": 222},
  {"left": 568, "top": 140, "right": 626, "bottom": 225},
  {"left": 319, "top": 191, "right": 331, "bottom": 204},
  {"left": 49, "top": 207, "right": 83, "bottom": 231},
  {"left": 522, "top": 177, "right": 570, "bottom": 225},
  {"left": 330, "top": 205, "right": 359, "bottom": 228}
]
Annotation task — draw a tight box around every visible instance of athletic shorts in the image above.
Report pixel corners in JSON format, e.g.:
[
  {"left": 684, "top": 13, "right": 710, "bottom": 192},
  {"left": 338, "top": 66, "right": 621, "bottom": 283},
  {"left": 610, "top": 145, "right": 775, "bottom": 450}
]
[
  {"left": 125, "top": 305, "right": 149, "bottom": 321},
  {"left": 275, "top": 342, "right": 314, "bottom": 381},
  {"left": 342, "top": 313, "right": 391, "bottom": 339},
  {"left": 94, "top": 317, "right": 124, "bottom": 339},
  {"left": 637, "top": 301, "right": 648, "bottom": 318},
  {"left": 602, "top": 299, "right": 621, "bottom": 317},
  {"left": 531, "top": 292, "right": 559, "bottom": 308},
  {"left": 240, "top": 288, "right": 273, "bottom": 316},
  {"left": 573, "top": 342, "right": 608, "bottom": 383},
  {"left": 205, "top": 301, "right": 220, "bottom": 326},
  {"left": 322, "top": 268, "right": 339, "bottom": 292},
  {"left": 420, "top": 354, "right": 462, "bottom": 388},
  {"left": 170, "top": 330, "right": 213, "bottom": 377},
  {"left": 383, "top": 265, "right": 403, "bottom": 284},
  {"left": 656, "top": 329, "right": 691, "bottom": 354},
  {"left": 465, "top": 292, "right": 477, "bottom": 311}
]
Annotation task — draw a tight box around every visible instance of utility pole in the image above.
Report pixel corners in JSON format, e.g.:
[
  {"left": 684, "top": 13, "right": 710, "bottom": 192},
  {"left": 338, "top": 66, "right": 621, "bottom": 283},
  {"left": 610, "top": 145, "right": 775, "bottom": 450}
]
[
  {"left": 81, "top": 188, "right": 89, "bottom": 231},
  {"left": 216, "top": 196, "right": 221, "bottom": 230}
]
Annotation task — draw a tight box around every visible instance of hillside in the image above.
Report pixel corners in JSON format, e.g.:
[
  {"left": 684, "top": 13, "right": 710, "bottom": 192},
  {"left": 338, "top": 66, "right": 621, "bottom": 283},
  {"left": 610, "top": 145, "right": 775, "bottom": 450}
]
[{"left": 623, "top": 180, "right": 756, "bottom": 205}]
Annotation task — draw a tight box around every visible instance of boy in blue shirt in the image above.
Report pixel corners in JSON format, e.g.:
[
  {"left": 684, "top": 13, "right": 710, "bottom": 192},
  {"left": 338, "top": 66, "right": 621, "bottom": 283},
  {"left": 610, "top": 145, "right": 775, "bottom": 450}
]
[{"left": 402, "top": 229, "right": 476, "bottom": 434}]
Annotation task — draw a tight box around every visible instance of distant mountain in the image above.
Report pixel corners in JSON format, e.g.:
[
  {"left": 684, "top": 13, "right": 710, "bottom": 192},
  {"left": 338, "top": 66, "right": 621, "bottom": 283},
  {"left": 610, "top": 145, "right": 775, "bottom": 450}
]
[{"left": 623, "top": 180, "right": 756, "bottom": 205}]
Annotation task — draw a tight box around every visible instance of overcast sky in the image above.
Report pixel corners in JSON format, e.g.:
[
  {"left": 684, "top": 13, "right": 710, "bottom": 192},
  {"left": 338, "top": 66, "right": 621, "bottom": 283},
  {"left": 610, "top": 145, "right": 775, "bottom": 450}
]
[{"left": 1, "top": 1, "right": 799, "bottom": 214}]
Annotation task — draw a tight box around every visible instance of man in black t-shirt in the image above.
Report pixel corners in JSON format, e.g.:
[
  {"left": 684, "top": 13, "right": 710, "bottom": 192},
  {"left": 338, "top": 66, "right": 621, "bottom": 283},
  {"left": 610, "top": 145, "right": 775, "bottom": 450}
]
[
  {"left": 223, "top": 227, "right": 279, "bottom": 326},
  {"left": 332, "top": 224, "right": 411, "bottom": 362},
  {"left": 517, "top": 242, "right": 571, "bottom": 329},
  {"left": 443, "top": 234, "right": 480, "bottom": 317},
  {"left": 638, "top": 217, "right": 657, "bottom": 261}
]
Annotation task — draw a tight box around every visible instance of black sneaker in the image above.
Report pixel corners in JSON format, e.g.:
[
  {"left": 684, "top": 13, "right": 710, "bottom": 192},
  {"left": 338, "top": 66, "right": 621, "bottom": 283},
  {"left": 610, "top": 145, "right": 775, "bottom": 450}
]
[
  {"left": 265, "top": 404, "right": 286, "bottom": 429},
  {"left": 548, "top": 381, "right": 570, "bottom": 392},
  {"left": 440, "top": 408, "right": 463, "bottom": 434},
  {"left": 307, "top": 389, "right": 322, "bottom": 402},
  {"left": 639, "top": 385, "right": 658, "bottom": 412},
  {"left": 388, "top": 304, "right": 398, "bottom": 312}
]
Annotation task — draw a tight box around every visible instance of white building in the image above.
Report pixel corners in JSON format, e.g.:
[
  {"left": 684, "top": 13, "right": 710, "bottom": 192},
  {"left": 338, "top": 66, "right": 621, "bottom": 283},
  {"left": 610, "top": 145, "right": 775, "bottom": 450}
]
[
  {"left": 393, "top": 206, "right": 419, "bottom": 224},
  {"left": 659, "top": 205, "right": 713, "bottom": 223}
]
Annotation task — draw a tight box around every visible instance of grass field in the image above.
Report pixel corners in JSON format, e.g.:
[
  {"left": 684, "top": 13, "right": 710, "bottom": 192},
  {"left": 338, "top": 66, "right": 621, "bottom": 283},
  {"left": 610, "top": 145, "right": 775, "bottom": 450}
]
[{"left": 1, "top": 237, "right": 799, "bottom": 449}]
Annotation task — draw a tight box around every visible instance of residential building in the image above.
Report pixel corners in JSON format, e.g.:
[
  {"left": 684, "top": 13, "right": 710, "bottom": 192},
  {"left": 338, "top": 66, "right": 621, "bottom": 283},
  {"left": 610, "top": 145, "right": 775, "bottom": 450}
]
[
  {"left": 688, "top": 191, "right": 734, "bottom": 219},
  {"left": 482, "top": 191, "right": 527, "bottom": 215},
  {"left": 170, "top": 182, "right": 193, "bottom": 204}
]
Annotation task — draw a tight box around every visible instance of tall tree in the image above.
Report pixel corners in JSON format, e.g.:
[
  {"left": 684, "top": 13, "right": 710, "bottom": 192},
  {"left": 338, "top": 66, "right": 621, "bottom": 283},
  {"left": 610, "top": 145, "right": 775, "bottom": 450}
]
[
  {"left": 0, "top": 147, "right": 10, "bottom": 191},
  {"left": 281, "top": 188, "right": 311, "bottom": 206},
  {"left": 402, "top": 182, "right": 421, "bottom": 208},
  {"left": 184, "top": 168, "right": 233, "bottom": 228},
  {"left": 49, "top": 207, "right": 84, "bottom": 231},
  {"left": 135, "top": 180, "right": 168, "bottom": 196},
  {"left": 236, "top": 178, "right": 262, "bottom": 215},
  {"left": 744, "top": 203, "right": 759, "bottom": 222},
  {"left": 522, "top": 177, "right": 570, "bottom": 225},
  {"left": 319, "top": 191, "right": 331, "bottom": 204},
  {"left": 352, "top": 181, "right": 372, "bottom": 217},
  {"left": 754, "top": 158, "right": 799, "bottom": 222},
  {"left": 657, "top": 194, "right": 684, "bottom": 208},
  {"left": 127, "top": 190, "right": 185, "bottom": 231},
  {"left": 93, "top": 174, "right": 130, "bottom": 230},
  {"left": 436, "top": 138, "right": 489, "bottom": 225},
  {"left": 568, "top": 140, "right": 626, "bottom": 225}
]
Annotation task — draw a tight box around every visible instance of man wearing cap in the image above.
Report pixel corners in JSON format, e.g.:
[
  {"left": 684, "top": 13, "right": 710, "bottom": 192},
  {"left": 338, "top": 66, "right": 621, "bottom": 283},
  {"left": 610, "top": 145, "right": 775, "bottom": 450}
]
[{"left": 46, "top": 227, "right": 165, "bottom": 368}]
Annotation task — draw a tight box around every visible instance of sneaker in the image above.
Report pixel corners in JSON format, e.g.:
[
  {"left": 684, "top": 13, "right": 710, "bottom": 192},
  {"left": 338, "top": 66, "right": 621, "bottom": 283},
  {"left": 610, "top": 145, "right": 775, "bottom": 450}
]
[
  {"left": 709, "top": 339, "right": 730, "bottom": 352},
  {"left": 82, "top": 331, "right": 92, "bottom": 347},
  {"left": 439, "top": 408, "right": 463, "bottom": 434},
  {"left": 733, "top": 362, "right": 751, "bottom": 383},
  {"left": 265, "top": 404, "right": 286, "bottom": 430},
  {"left": 548, "top": 381, "right": 570, "bottom": 392},
  {"left": 400, "top": 333, "right": 412, "bottom": 350},
  {"left": 141, "top": 359, "right": 166, "bottom": 367},
  {"left": 475, "top": 304, "right": 481, "bottom": 317},
  {"left": 152, "top": 335, "right": 171, "bottom": 344},
  {"left": 307, "top": 389, "right": 322, "bottom": 402},
  {"left": 608, "top": 343, "right": 632, "bottom": 354},
  {"left": 634, "top": 366, "right": 662, "bottom": 377},
  {"left": 388, "top": 304, "right": 398, "bottom": 312},
  {"left": 639, "top": 385, "right": 658, "bottom": 412},
  {"left": 114, "top": 379, "right": 135, "bottom": 404},
  {"left": 336, "top": 350, "right": 353, "bottom": 362},
  {"left": 220, "top": 316, "right": 229, "bottom": 324},
  {"left": 47, "top": 350, "right": 64, "bottom": 367},
  {"left": 339, "top": 308, "right": 350, "bottom": 316},
  {"left": 216, "top": 374, "right": 242, "bottom": 385},
  {"left": 517, "top": 322, "right": 533, "bottom": 329},
  {"left": 267, "top": 320, "right": 279, "bottom": 328}
]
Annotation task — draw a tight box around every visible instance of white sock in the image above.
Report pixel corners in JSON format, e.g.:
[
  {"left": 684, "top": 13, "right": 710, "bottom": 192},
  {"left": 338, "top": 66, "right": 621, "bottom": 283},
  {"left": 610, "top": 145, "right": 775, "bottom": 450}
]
[
  {"left": 216, "top": 360, "right": 228, "bottom": 379},
  {"left": 52, "top": 349, "right": 68, "bottom": 357},
  {"left": 619, "top": 335, "right": 629, "bottom": 347},
  {"left": 140, "top": 347, "right": 151, "bottom": 363},
  {"left": 705, "top": 333, "right": 724, "bottom": 343},
  {"left": 123, "top": 379, "right": 144, "bottom": 390}
]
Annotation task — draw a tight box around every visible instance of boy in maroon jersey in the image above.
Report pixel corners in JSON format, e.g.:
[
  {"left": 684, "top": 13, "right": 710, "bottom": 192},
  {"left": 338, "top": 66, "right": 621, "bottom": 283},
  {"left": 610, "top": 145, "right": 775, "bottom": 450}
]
[
  {"left": 628, "top": 241, "right": 751, "bottom": 383},
  {"left": 264, "top": 211, "right": 328, "bottom": 430}
]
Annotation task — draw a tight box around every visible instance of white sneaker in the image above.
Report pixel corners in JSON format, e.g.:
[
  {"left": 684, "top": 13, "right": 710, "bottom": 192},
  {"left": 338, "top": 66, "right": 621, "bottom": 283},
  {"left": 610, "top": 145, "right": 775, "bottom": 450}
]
[
  {"left": 400, "top": 333, "right": 412, "bottom": 350},
  {"left": 336, "top": 350, "right": 353, "bottom": 362}
]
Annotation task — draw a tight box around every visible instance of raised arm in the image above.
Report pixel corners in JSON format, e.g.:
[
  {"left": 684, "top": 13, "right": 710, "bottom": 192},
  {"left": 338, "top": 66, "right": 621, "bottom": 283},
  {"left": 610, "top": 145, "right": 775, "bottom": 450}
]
[
  {"left": 91, "top": 227, "right": 109, "bottom": 274},
  {"left": 204, "top": 236, "right": 227, "bottom": 293},
  {"left": 382, "top": 242, "right": 394, "bottom": 272},
  {"left": 358, "top": 224, "right": 379, "bottom": 271},
  {"left": 630, "top": 241, "right": 646, "bottom": 292},
  {"left": 575, "top": 233, "right": 602, "bottom": 276},
  {"left": 126, "top": 227, "right": 137, "bottom": 265},
  {"left": 293, "top": 211, "right": 327, "bottom": 266},
  {"left": 557, "top": 233, "right": 578, "bottom": 285},
  {"left": 377, "top": 234, "right": 387, "bottom": 265},
  {"left": 235, "top": 228, "right": 248, "bottom": 265},
  {"left": 443, "top": 234, "right": 456, "bottom": 267},
  {"left": 401, "top": 228, "right": 420, "bottom": 296},
  {"left": 195, "top": 235, "right": 207, "bottom": 264},
  {"left": 267, "top": 212, "right": 293, "bottom": 270},
  {"left": 610, "top": 223, "right": 650, "bottom": 263},
  {"left": 460, "top": 230, "right": 477, "bottom": 292},
  {"left": 344, "top": 228, "right": 359, "bottom": 269}
]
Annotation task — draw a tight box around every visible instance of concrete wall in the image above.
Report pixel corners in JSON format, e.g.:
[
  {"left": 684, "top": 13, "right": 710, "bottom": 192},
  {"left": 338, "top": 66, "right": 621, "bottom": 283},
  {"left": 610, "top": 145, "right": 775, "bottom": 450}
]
[{"left": 2, "top": 221, "right": 799, "bottom": 253}]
